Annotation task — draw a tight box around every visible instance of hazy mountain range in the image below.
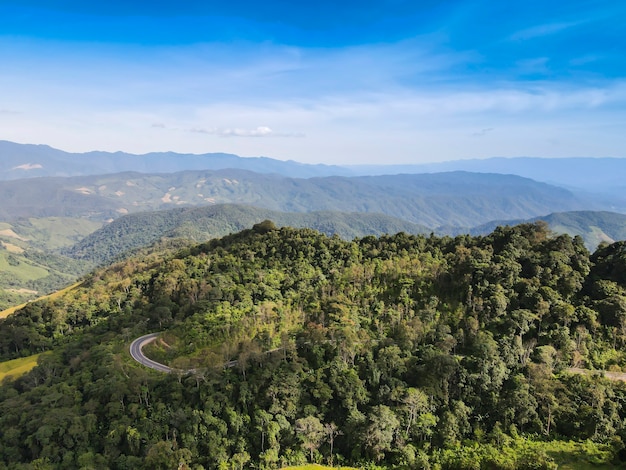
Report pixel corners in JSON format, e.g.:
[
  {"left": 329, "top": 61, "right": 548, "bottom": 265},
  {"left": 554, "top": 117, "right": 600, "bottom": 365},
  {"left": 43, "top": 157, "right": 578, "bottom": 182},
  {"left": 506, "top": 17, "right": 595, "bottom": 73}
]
[
  {"left": 349, "top": 157, "right": 626, "bottom": 193},
  {"left": 3, "top": 140, "right": 626, "bottom": 196},
  {"left": 0, "top": 140, "right": 350, "bottom": 180}
]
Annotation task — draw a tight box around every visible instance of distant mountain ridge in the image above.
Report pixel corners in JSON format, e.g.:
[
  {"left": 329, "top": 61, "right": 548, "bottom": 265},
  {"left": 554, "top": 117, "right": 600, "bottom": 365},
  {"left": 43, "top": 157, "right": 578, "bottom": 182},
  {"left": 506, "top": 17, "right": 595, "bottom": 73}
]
[
  {"left": 66, "top": 207, "right": 626, "bottom": 265},
  {"left": 4, "top": 141, "right": 626, "bottom": 198},
  {"left": 349, "top": 157, "right": 626, "bottom": 194}
]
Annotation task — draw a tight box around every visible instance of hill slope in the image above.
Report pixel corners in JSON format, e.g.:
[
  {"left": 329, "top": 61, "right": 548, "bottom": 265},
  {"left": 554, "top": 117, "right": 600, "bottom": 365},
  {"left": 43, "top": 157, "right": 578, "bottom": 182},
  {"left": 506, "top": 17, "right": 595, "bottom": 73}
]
[{"left": 0, "top": 218, "right": 101, "bottom": 308}]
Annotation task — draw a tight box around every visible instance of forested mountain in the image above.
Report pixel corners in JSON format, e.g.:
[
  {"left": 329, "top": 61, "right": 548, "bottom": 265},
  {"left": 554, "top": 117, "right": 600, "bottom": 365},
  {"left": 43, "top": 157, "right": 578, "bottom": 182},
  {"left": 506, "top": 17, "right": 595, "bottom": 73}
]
[
  {"left": 0, "top": 206, "right": 425, "bottom": 310},
  {"left": 4, "top": 205, "right": 626, "bottom": 312},
  {"left": 63, "top": 205, "right": 626, "bottom": 266},
  {"left": 64, "top": 204, "right": 429, "bottom": 265},
  {"left": 0, "top": 169, "right": 597, "bottom": 227},
  {"left": 0, "top": 140, "right": 350, "bottom": 180},
  {"left": 2, "top": 223, "right": 626, "bottom": 468}
]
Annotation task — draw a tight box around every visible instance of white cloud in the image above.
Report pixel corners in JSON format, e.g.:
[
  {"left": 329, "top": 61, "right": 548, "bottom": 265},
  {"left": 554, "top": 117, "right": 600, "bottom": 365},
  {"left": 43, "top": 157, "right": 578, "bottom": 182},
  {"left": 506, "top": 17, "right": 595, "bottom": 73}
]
[
  {"left": 187, "top": 126, "right": 303, "bottom": 138},
  {"left": 12, "top": 163, "right": 43, "bottom": 170}
]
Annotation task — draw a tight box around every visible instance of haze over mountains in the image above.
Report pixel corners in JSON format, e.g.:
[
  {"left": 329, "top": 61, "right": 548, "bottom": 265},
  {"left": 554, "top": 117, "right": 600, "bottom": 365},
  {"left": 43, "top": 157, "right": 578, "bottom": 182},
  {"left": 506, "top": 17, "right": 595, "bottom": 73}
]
[
  {"left": 352, "top": 157, "right": 626, "bottom": 194},
  {"left": 0, "top": 168, "right": 597, "bottom": 228},
  {"left": 0, "top": 141, "right": 351, "bottom": 180}
]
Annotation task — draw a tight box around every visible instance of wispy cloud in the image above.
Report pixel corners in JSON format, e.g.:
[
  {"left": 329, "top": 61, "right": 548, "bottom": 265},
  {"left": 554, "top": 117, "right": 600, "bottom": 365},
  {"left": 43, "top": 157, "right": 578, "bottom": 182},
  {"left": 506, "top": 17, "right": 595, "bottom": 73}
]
[
  {"left": 510, "top": 21, "right": 580, "bottom": 41},
  {"left": 472, "top": 128, "right": 494, "bottom": 137}
]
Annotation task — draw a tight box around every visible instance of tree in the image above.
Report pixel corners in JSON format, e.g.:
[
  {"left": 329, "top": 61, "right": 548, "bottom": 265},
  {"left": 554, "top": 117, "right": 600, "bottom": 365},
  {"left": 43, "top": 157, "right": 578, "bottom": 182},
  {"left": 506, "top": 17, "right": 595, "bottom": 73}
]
[
  {"left": 295, "top": 416, "right": 324, "bottom": 462},
  {"left": 323, "top": 422, "right": 342, "bottom": 466},
  {"left": 403, "top": 388, "right": 429, "bottom": 436},
  {"left": 363, "top": 405, "right": 399, "bottom": 462}
]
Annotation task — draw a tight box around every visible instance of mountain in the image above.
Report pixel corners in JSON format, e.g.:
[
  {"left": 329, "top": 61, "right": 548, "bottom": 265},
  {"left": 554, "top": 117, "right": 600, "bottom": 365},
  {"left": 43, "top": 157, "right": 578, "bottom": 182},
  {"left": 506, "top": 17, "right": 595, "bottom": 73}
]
[
  {"left": 0, "top": 140, "right": 351, "bottom": 180},
  {"left": 0, "top": 169, "right": 598, "bottom": 227},
  {"left": 350, "top": 157, "right": 626, "bottom": 196},
  {"left": 64, "top": 204, "right": 429, "bottom": 265},
  {"left": 463, "top": 211, "right": 626, "bottom": 251},
  {"left": 1, "top": 223, "right": 625, "bottom": 468}
]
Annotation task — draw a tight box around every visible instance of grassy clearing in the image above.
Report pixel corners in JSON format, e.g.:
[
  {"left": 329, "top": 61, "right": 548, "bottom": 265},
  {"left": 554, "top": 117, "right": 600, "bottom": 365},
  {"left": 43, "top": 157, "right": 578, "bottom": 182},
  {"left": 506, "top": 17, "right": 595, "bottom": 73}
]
[
  {"left": 0, "top": 352, "right": 49, "bottom": 381},
  {"left": 281, "top": 466, "right": 359, "bottom": 470},
  {"left": 0, "top": 281, "right": 82, "bottom": 319}
]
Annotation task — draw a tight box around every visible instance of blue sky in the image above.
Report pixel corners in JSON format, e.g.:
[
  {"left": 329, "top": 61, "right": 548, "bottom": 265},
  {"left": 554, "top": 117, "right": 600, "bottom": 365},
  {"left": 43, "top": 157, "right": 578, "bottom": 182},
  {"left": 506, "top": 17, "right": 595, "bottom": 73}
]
[{"left": 0, "top": 0, "right": 625, "bottom": 164}]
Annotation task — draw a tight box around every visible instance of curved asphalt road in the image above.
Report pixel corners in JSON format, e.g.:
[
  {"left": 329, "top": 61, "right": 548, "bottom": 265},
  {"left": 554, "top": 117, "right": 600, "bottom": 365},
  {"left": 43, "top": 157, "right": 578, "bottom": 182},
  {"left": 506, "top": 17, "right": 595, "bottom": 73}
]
[
  {"left": 129, "top": 332, "right": 174, "bottom": 373},
  {"left": 130, "top": 332, "right": 280, "bottom": 373}
]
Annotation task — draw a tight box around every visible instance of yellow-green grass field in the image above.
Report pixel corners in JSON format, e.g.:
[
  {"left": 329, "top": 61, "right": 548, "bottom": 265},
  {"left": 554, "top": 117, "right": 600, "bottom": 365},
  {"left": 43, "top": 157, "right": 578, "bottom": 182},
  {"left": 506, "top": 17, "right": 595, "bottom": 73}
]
[
  {"left": 0, "top": 281, "right": 82, "bottom": 319},
  {"left": 0, "top": 352, "right": 49, "bottom": 381},
  {"left": 281, "top": 466, "right": 359, "bottom": 470}
]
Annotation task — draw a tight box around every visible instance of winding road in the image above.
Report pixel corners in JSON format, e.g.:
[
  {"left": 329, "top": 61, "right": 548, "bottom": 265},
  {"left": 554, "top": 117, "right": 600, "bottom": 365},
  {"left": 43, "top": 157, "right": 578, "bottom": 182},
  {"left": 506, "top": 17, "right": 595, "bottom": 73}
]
[
  {"left": 129, "top": 332, "right": 175, "bottom": 373},
  {"left": 131, "top": 334, "right": 626, "bottom": 383},
  {"left": 129, "top": 332, "right": 236, "bottom": 373}
]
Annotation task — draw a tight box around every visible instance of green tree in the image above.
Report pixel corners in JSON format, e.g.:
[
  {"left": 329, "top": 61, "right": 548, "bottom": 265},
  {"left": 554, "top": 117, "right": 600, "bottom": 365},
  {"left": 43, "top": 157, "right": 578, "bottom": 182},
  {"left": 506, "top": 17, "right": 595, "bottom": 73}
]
[{"left": 295, "top": 415, "right": 324, "bottom": 462}]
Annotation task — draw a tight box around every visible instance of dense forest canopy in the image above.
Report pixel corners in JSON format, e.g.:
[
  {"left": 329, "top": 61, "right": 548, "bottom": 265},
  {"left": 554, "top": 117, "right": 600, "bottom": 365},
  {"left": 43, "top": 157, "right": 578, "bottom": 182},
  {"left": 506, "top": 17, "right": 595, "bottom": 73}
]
[{"left": 2, "top": 221, "right": 626, "bottom": 468}]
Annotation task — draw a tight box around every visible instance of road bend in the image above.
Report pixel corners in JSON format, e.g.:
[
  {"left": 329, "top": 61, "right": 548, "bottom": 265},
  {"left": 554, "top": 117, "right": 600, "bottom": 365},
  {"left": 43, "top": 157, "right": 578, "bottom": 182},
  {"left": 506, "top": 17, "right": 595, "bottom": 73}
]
[{"left": 129, "top": 332, "right": 174, "bottom": 373}]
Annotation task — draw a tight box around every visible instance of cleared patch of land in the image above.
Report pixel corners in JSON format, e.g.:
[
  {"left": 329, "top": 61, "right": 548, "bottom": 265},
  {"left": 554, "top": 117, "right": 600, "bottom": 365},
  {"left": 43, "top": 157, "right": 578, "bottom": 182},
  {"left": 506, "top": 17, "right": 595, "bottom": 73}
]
[
  {"left": 6, "top": 288, "right": 37, "bottom": 295},
  {"left": 0, "top": 241, "right": 24, "bottom": 253},
  {"left": 0, "top": 352, "right": 49, "bottom": 381}
]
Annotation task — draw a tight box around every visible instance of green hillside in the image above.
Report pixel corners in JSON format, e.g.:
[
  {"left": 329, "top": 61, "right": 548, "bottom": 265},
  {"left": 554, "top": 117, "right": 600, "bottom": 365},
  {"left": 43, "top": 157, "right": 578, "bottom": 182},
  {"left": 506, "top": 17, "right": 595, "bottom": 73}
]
[{"left": 2, "top": 223, "right": 626, "bottom": 468}]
